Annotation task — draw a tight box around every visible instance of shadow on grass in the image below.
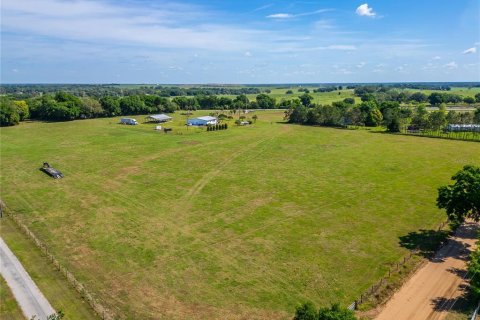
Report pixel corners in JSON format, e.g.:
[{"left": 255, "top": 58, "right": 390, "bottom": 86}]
[{"left": 399, "top": 229, "right": 450, "bottom": 259}]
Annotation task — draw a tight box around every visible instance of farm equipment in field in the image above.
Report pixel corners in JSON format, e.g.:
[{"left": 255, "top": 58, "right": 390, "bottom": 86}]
[{"left": 41, "top": 162, "right": 63, "bottom": 179}]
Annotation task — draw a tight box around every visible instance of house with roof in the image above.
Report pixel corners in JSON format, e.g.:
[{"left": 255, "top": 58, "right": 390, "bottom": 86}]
[
  {"left": 186, "top": 116, "right": 218, "bottom": 126},
  {"left": 145, "top": 114, "right": 173, "bottom": 123}
]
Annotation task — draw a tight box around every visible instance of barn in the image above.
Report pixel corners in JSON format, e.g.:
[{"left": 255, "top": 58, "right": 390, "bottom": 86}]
[
  {"left": 146, "top": 114, "right": 173, "bottom": 123},
  {"left": 187, "top": 116, "right": 218, "bottom": 126}
]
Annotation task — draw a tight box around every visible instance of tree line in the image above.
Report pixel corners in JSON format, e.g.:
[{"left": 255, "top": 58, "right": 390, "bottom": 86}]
[
  {"left": 0, "top": 84, "right": 264, "bottom": 99},
  {"left": 0, "top": 92, "right": 277, "bottom": 126},
  {"left": 2, "top": 88, "right": 479, "bottom": 127},
  {"left": 286, "top": 92, "right": 480, "bottom": 133},
  {"left": 354, "top": 86, "right": 480, "bottom": 105}
]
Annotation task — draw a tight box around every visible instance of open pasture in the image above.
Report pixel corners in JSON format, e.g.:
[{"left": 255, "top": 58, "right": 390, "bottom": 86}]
[
  {"left": 218, "top": 88, "right": 361, "bottom": 105},
  {"left": 1, "top": 110, "right": 479, "bottom": 319}
]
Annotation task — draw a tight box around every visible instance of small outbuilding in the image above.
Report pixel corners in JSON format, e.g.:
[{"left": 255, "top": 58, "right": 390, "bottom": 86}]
[
  {"left": 445, "top": 124, "right": 480, "bottom": 132},
  {"left": 146, "top": 114, "right": 173, "bottom": 123},
  {"left": 187, "top": 116, "right": 218, "bottom": 126}
]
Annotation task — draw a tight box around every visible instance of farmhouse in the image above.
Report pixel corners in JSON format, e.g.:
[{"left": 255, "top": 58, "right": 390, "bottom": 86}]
[
  {"left": 146, "top": 114, "right": 172, "bottom": 123},
  {"left": 187, "top": 116, "right": 218, "bottom": 126}
]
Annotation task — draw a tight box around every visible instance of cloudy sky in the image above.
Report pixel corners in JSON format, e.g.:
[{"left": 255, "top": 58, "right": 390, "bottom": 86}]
[{"left": 1, "top": 0, "right": 479, "bottom": 83}]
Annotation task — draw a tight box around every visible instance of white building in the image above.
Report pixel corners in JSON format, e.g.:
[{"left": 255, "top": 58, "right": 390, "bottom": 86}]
[{"left": 187, "top": 116, "right": 218, "bottom": 126}]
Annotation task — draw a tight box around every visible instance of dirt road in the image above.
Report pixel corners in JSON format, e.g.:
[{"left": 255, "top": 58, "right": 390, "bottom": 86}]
[
  {"left": 375, "top": 221, "right": 478, "bottom": 320},
  {"left": 0, "top": 237, "right": 56, "bottom": 319}
]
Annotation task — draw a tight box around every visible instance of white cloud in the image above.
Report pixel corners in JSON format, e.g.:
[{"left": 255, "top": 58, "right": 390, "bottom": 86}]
[
  {"left": 356, "top": 62, "right": 366, "bottom": 68},
  {"left": 1, "top": 0, "right": 263, "bottom": 51},
  {"left": 356, "top": 4, "right": 376, "bottom": 17},
  {"left": 269, "top": 44, "right": 356, "bottom": 53},
  {"left": 267, "top": 9, "right": 332, "bottom": 19},
  {"left": 253, "top": 4, "right": 273, "bottom": 12},
  {"left": 244, "top": 51, "right": 252, "bottom": 57},
  {"left": 297, "top": 9, "right": 333, "bottom": 17},
  {"left": 433, "top": 56, "right": 441, "bottom": 60},
  {"left": 266, "top": 13, "right": 292, "bottom": 19},
  {"left": 332, "top": 67, "right": 353, "bottom": 75},
  {"left": 444, "top": 61, "right": 458, "bottom": 69},
  {"left": 462, "top": 47, "right": 477, "bottom": 54},
  {"left": 12, "top": 68, "right": 19, "bottom": 73}
]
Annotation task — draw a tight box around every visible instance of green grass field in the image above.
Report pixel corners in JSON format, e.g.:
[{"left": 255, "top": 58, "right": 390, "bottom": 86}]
[
  {"left": 1, "top": 111, "right": 479, "bottom": 319},
  {"left": 0, "top": 217, "right": 97, "bottom": 319},
  {"left": 0, "top": 275, "right": 24, "bottom": 320},
  {"left": 218, "top": 88, "right": 361, "bottom": 105},
  {"left": 113, "top": 84, "right": 480, "bottom": 106}
]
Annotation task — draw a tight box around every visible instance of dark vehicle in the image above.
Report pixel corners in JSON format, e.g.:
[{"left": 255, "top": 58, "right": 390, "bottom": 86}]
[{"left": 41, "top": 162, "right": 63, "bottom": 179}]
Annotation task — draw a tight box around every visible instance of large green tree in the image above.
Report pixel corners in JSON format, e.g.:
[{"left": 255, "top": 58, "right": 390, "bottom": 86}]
[
  {"left": 437, "top": 165, "right": 480, "bottom": 224},
  {"left": 428, "top": 92, "right": 445, "bottom": 106},
  {"left": 99, "top": 96, "right": 121, "bottom": 116},
  {"left": 299, "top": 93, "right": 314, "bottom": 107},
  {"left": 0, "top": 97, "right": 20, "bottom": 126},
  {"left": 80, "top": 97, "right": 104, "bottom": 118},
  {"left": 256, "top": 93, "right": 276, "bottom": 109},
  {"left": 13, "top": 100, "right": 29, "bottom": 120},
  {"left": 120, "top": 95, "right": 145, "bottom": 114}
]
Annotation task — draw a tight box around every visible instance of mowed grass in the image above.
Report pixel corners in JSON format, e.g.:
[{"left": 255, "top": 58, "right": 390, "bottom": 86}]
[
  {"left": 0, "top": 218, "right": 97, "bottom": 319},
  {"left": 0, "top": 275, "right": 24, "bottom": 320},
  {"left": 1, "top": 111, "right": 479, "bottom": 319}
]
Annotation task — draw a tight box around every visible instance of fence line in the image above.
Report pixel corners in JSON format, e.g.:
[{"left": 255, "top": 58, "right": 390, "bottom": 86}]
[
  {"left": 349, "top": 219, "right": 450, "bottom": 310},
  {"left": 3, "top": 205, "right": 116, "bottom": 320},
  {"left": 401, "top": 127, "right": 480, "bottom": 142}
]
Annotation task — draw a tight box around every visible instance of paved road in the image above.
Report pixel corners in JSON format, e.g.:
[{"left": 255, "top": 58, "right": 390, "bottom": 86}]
[
  {"left": 0, "top": 237, "right": 56, "bottom": 319},
  {"left": 375, "top": 221, "right": 478, "bottom": 320}
]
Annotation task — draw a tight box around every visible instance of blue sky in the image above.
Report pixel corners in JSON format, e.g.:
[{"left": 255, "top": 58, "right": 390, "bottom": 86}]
[{"left": 1, "top": 0, "right": 479, "bottom": 83}]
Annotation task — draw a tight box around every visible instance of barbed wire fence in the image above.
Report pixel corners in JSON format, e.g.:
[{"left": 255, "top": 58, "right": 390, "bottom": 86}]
[
  {"left": 348, "top": 219, "right": 450, "bottom": 311},
  {"left": 1, "top": 201, "right": 117, "bottom": 320},
  {"left": 0, "top": 198, "right": 454, "bottom": 317},
  {"left": 401, "top": 126, "right": 480, "bottom": 142}
]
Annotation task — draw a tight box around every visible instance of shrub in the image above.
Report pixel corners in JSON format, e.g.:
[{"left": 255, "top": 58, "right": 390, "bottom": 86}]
[
  {"left": 293, "top": 302, "right": 317, "bottom": 320},
  {"left": 318, "top": 304, "right": 356, "bottom": 320},
  {"left": 387, "top": 118, "right": 401, "bottom": 132},
  {"left": 293, "top": 302, "right": 356, "bottom": 320}
]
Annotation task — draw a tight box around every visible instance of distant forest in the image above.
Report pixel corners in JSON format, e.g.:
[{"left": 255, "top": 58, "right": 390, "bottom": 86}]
[{"left": 1, "top": 82, "right": 479, "bottom": 99}]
